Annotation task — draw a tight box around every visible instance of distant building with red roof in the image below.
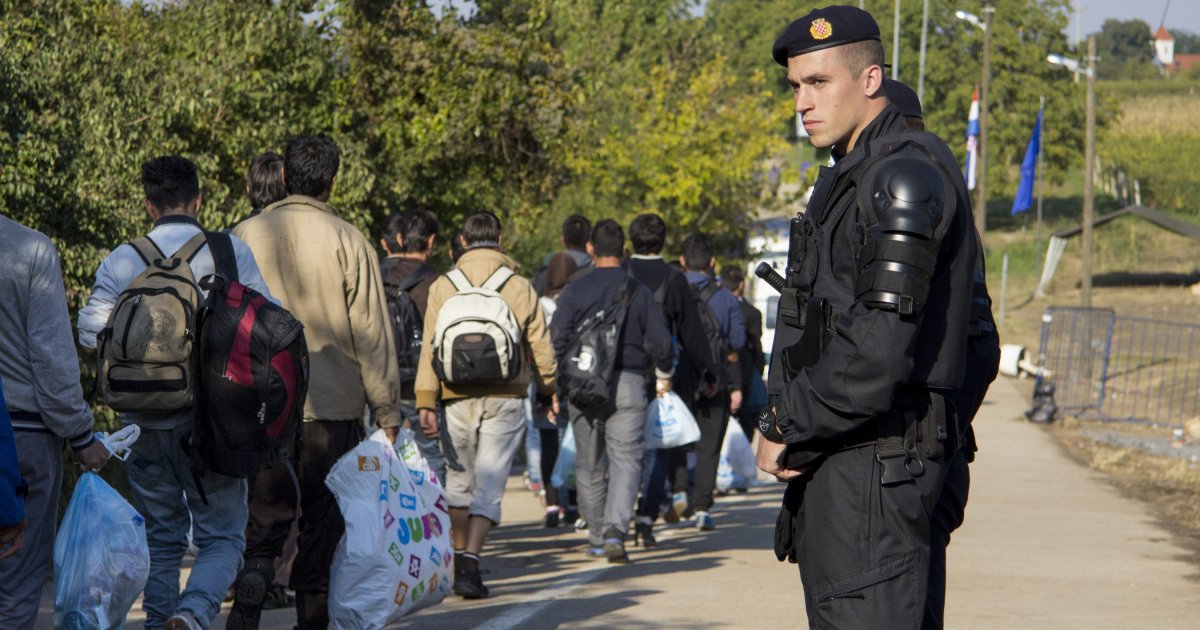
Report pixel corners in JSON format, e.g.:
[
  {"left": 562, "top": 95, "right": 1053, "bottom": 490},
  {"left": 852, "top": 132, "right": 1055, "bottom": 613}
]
[{"left": 1153, "top": 26, "right": 1200, "bottom": 74}]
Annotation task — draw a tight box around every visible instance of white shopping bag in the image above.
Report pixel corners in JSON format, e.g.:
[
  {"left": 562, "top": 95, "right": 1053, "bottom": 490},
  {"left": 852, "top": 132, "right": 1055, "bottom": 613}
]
[
  {"left": 644, "top": 391, "right": 701, "bottom": 449},
  {"left": 327, "top": 429, "right": 453, "bottom": 629},
  {"left": 717, "top": 418, "right": 758, "bottom": 492}
]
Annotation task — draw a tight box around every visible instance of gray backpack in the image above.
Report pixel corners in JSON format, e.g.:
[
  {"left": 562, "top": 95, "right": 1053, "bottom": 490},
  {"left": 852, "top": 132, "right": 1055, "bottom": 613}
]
[{"left": 97, "top": 234, "right": 207, "bottom": 412}]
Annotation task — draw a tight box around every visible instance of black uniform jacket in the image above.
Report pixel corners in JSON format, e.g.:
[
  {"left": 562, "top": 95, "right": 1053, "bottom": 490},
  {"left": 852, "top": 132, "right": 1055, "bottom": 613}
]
[{"left": 768, "top": 106, "right": 977, "bottom": 454}]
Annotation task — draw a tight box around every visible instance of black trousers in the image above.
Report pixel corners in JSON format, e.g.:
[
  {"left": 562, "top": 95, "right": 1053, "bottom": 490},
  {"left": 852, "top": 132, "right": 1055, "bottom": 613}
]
[
  {"left": 291, "top": 420, "right": 364, "bottom": 630},
  {"left": 923, "top": 450, "right": 970, "bottom": 630},
  {"left": 788, "top": 444, "right": 947, "bottom": 630},
  {"left": 242, "top": 432, "right": 302, "bottom": 578},
  {"left": 691, "top": 391, "right": 730, "bottom": 513}
]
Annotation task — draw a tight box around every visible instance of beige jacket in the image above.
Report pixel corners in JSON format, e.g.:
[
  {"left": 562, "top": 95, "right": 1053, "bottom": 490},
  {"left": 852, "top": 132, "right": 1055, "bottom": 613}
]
[
  {"left": 232, "top": 195, "right": 401, "bottom": 427},
  {"left": 415, "top": 248, "right": 557, "bottom": 410}
]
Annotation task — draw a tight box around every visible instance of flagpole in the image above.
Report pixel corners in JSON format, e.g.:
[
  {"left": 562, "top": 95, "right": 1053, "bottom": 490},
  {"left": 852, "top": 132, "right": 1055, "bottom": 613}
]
[{"left": 1035, "top": 95, "right": 1046, "bottom": 297}]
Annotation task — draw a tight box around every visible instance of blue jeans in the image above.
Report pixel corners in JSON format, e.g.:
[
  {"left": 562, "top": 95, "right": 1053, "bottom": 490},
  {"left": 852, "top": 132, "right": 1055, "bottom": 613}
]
[{"left": 126, "top": 424, "right": 248, "bottom": 629}]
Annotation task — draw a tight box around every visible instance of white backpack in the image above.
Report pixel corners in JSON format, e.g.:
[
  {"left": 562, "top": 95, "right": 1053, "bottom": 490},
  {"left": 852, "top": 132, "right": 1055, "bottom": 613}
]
[{"left": 431, "top": 267, "right": 523, "bottom": 385}]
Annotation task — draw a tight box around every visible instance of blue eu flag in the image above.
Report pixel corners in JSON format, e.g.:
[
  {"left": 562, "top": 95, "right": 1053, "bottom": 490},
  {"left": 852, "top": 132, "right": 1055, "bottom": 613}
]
[{"left": 1011, "top": 107, "right": 1043, "bottom": 215}]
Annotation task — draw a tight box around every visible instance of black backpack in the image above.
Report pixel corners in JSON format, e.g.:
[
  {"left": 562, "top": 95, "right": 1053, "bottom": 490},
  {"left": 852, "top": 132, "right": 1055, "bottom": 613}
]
[
  {"left": 191, "top": 232, "right": 309, "bottom": 480},
  {"left": 384, "top": 267, "right": 436, "bottom": 387},
  {"left": 558, "top": 278, "right": 638, "bottom": 412},
  {"left": 691, "top": 280, "right": 730, "bottom": 390}
]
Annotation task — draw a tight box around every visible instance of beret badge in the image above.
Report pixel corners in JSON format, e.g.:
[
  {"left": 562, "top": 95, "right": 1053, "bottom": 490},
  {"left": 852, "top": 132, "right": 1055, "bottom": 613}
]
[{"left": 810, "top": 18, "right": 833, "bottom": 40}]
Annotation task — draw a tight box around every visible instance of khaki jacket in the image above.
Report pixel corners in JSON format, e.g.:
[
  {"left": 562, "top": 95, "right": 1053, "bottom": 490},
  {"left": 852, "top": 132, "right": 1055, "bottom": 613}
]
[
  {"left": 415, "top": 248, "right": 557, "bottom": 410},
  {"left": 232, "top": 195, "right": 401, "bottom": 427}
]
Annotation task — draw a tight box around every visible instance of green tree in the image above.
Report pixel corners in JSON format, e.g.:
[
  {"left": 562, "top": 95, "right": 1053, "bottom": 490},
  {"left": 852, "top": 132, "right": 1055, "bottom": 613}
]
[
  {"left": 1168, "top": 29, "right": 1200, "bottom": 54},
  {"left": 1093, "top": 18, "right": 1156, "bottom": 80},
  {"left": 335, "top": 0, "right": 573, "bottom": 268}
]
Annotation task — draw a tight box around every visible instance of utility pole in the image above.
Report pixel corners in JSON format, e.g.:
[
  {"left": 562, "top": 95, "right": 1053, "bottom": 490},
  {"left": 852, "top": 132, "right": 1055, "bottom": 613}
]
[
  {"left": 1035, "top": 95, "right": 1046, "bottom": 297},
  {"left": 892, "top": 0, "right": 901, "bottom": 80},
  {"left": 918, "top": 0, "right": 930, "bottom": 102},
  {"left": 1082, "top": 36, "right": 1096, "bottom": 308},
  {"left": 977, "top": 3, "right": 994, "bottom": 240}
]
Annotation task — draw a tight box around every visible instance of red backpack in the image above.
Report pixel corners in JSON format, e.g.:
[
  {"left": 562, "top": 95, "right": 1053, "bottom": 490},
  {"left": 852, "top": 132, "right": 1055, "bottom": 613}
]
[{"left": 191, "top": 232, "right": 308, "bottom": 480}]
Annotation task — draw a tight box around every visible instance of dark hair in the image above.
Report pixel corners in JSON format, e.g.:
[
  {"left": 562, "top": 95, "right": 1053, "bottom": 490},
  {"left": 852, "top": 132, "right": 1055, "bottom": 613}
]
[
  {"left": 561, "top": 214, "right": 591, "bottom": 251},
  {"left": 680, "top": 233, "right": 714, "bottom": 272},
  {"left": 284, "top": 134, "right": 340, "bottom": 198},
  {"left": 588, "top": 219, "right": 625, "bottom": 258},
  {"left": 461, "top": 210, "right": 502, "bottom": 247},
  {"left": 142, "top": 155, "right": 200, "bottom": 213},
  {"left": 629, "top": 213, "right": 666, "bottom": 255},
  {"left": 383, "top": 209, "right": 439, "bottom": 254},
  {"left": 720, "top": 265, "right": 744, "bottom": 289},
  {"left": 450, "top": 230, "right": 467, "bottom": 262},
  {"left": 246, "top": 151, "right": 286, "bottom": 210},
  {"left": 834, "top": 39, "right": 885, "bottom": 79}
]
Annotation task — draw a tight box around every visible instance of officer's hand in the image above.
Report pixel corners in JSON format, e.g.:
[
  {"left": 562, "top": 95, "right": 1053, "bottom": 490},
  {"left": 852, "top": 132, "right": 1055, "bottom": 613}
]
[
  {"left": 383, "top": 425, "right": 402, "bottom": 444},
  {"left": 77, "top": 440, "right": 111, "bottom": 472},
  {"left": 0, "top": 520, "right": 25, "bottom": 561},
  {"left": 418, "top": 409, "right": 440, "bottom": 438},
  {"left": 655, "top": 378, "right": 672, "bottom": 397},
  {"left": 756, "top": 437, "right": 807, "bottom": 482},
  {"left": 729, "top": 389, "right": 743, "bottom": 414}
]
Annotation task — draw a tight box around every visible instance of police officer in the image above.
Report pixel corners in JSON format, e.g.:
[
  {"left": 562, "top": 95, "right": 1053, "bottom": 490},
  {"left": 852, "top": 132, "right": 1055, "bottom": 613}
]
[
  {"left": 755, "top": 6, "right": 978, "bottom": 629},
  {"left": 886, "top": 76, "right": 1003, "bottom": 629}
]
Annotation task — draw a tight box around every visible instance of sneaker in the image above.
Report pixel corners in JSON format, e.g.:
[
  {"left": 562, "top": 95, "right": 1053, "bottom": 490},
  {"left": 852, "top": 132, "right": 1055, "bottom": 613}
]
[
  {"left": 226, "top": 568, "right": 268, "bottom": 630},
  {"left": 453, "top": 554, "right": 490, "bottom": 599},
  {"left": 164, "top": 611, "right": 202, "bottom": 630},
  {"left": 602, "top": 526, "right": 630, "bottom": 564},
  {"left": 671, "top": 492, "right": 690, "bottom": 520},
  {"left": 586, "top": 545, "right": 607, "bottom": 559},
  {"left": 543, "top": 506, "right": 561, "bottom": 528},
  {"left": 695, "top": 511, "right": 715, "bottom": 531},
  {"left": 574, "top": 516, "right": 587, "bottom": 531}
]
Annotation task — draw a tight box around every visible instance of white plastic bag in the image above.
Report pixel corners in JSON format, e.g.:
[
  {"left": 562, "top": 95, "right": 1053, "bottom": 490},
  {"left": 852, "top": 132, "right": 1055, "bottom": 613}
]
[
  {"left": 327, "top": 429, "right": 452, "bottom": 629},
  {"left": 550, "top": 422, "right": 575, "bottom": 489},
  {"left": 717, "top": 418, "right": 758, "bottom": 492},
  {"left": 644, "top": 392, "right": 701, "bottom": 449},
  {"left": 54, "top": 472, "right": 149, "bottom": 630}
]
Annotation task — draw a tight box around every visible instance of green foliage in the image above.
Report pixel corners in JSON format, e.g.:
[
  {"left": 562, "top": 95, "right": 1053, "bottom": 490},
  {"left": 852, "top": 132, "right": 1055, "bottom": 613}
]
[
  {"left": 1093, "top": 18, "right": 1156, "bottom": 80},
  {"left": 1169, "top": 29, "right": 1200, "bottom": 55}
]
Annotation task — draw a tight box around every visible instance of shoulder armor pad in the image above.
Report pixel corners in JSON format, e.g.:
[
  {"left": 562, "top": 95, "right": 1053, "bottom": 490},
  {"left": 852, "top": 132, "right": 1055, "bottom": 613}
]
[{"left": 854, "top": 144, "right": 953, "bottom": 315}]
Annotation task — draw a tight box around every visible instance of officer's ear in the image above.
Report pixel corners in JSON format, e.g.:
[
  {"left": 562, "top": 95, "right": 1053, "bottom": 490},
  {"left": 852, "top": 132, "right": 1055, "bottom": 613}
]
[{"left": 863, "top": 63, "right": 884, "bottom": 98}]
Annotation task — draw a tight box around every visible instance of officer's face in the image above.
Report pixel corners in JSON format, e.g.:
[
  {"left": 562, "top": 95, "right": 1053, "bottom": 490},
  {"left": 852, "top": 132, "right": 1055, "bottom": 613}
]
[{"left": 787, "top": 47, "right": 883, "bottom": 154}]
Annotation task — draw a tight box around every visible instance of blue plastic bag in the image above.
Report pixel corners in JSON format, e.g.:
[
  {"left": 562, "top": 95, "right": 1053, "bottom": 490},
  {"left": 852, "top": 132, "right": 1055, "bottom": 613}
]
[
  {"left": 54, "top": 472, "right": 149, "bottom": 630},
  {"left": 550, "top": 422, "right": 576, "bottom": 490}
]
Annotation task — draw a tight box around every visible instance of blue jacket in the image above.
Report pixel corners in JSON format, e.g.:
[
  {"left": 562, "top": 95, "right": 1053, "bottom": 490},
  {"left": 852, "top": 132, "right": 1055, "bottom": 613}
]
[{"left": 0, "top": 375, "right": 25, "bottom": 528}]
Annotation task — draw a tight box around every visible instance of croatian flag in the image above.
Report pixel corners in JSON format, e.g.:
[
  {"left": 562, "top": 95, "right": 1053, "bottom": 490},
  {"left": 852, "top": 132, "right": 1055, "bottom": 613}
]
[{"left": 965, "top": 87, "right": 980, "bottom": 190}]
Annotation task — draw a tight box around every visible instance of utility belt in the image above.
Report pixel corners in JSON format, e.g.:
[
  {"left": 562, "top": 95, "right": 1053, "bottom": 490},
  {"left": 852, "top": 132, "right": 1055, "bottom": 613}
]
[{"left": 873, "top": 388, "right": 956, "bottom": 486}]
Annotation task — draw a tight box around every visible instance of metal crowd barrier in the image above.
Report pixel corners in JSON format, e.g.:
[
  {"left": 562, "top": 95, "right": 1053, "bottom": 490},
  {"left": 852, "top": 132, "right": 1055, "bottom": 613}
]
[{"left": 1036, "top": 307, "right": 1200, "bottom": 428}]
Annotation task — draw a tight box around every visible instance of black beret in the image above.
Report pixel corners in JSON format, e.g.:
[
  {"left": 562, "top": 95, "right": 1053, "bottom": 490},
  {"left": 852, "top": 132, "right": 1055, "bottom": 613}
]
[
  {"left": 772, "top": 5, "right": 882, "bottom": 67},
  {"left": 884, "top": 79, "right": 922, "bottom": 118}
]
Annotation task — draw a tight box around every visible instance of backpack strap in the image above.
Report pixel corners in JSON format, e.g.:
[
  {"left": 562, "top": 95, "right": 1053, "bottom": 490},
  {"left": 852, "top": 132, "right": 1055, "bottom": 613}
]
[
  {"left": 698, "top": 281, "right": 720, "bottom": 303},
  {"left": 173, "top": 232, "right": 211, "bottom": 265},
  {"left": 651, "top": 268, "right": 682, "bottom": 305},
  {"left": 202, "top": 231, "right": 240, "bottom": 283},
  {"left": 445, "top": 268, "right": 473, "bottom": 292},
  {"left": 481, "top": 267, "right": 515, "bottom": 292},
  {"left": 129, "top": 236, "right": 166, "bottom": 266}
]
